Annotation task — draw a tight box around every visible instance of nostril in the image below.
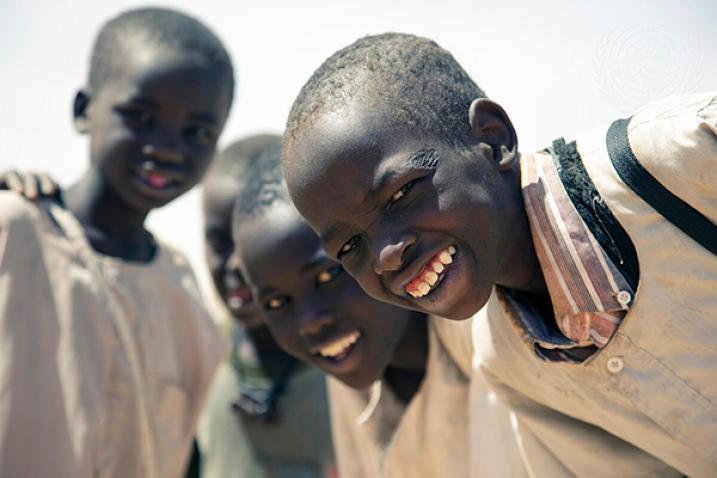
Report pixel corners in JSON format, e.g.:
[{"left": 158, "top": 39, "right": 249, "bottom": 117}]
[
  {"left": 300, "top": 313, "right": 333, "bottom": 335},
  {"left": 142, "top": 144, "right": 184, "bottom": 163}
]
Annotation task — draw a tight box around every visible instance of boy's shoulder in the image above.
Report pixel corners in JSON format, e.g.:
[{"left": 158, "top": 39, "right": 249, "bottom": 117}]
[
  {"left": 0, "top": 191, "right": 43, "bottom": 228},
  {"left": 577, "top": 91, "right": 717, "bottom": 221}
]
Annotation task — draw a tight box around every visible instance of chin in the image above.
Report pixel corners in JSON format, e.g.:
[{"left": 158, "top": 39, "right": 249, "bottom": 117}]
[{"left": 338, "top": 373, "right": 376, "bottom": 390}]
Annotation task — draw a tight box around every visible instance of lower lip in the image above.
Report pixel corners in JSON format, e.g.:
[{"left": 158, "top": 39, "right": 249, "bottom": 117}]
[
  {"left": 315, "top": 334, "right": 363, "bottom": 375},
  {"left": 227, "top": 290, "right": 253, "bottom": 310},
  {"left": 131, "top": 173, "right": 182, "bottom": 199}
]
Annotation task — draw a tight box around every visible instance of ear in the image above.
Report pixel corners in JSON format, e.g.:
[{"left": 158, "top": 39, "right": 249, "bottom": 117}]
[
  {"left": 72, "top": 90, "right": 91, "bottom": 134},
  {"left": 468, "top": 98, "right": 518, "bottom": 171}
]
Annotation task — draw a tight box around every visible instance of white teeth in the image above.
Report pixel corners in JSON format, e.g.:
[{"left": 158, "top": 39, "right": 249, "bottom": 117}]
[
  {"left": 417, "top": 282, "right": 431, "bottom": 295},
  {"left": 424, "top": 271, "right": 438, "bottom": 285},
  {"left": 406, "top": 246, "right": 457, "bottom": 298},
  {"left": 439, "top": 251, "right": 453, "bottom": 265},
  {"left": 319, "top": 331, "right": 361, "bottom": 358}
]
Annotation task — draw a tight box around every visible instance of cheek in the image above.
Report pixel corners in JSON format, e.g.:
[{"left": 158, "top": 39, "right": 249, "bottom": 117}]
[
  {"left": 268, "top": 322, "right": 305, "bottom": 356},
  {"left": 203, "top": 247, "right": 225, "bottom": 277}
]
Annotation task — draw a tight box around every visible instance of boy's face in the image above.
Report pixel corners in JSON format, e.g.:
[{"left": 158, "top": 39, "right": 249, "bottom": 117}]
[
  {"left": 234, "top": 202, "right": 416, "bottom": 389},
  {"left": 285, "top": 99, "right": 524, "bottom": 320},
  {"left": 203, "top": 176, "right": 263, "bottom": 327},
  {"left": 81, "top": 45, "right": 232, "bottom": 212}
]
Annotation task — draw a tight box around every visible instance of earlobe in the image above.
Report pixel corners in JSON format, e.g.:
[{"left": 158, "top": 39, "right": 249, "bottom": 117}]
[
  {"left": 73, "top": 90, "right": 91, "bottom": 134},
  {"left": 468, "top": 98, "right": 519, "bottom": 171}
]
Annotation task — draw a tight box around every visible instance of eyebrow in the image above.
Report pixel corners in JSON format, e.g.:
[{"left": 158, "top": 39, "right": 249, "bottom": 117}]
[
  {"left": 125, "top": 97, "right": 218, "bottom": 125},
  {"left": 189, "top": 112, "right": 219, "bottom": 125},
  {"left": 125, "top": 96, "right": 157, "bottom": 108},
  {"left": 255, "top": 285, "right": 277, "bottom": 299},
  {"left": 370, "top": 148, "right": 439, "bottom": 197},
  {"left": 300, "top": 251, "right": 332, "bottom": 273}
]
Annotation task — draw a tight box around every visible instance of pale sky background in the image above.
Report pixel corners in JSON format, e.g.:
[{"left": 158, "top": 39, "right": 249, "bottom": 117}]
[{"left": 1, "top": 0, "right": 714, "bottom": 295}]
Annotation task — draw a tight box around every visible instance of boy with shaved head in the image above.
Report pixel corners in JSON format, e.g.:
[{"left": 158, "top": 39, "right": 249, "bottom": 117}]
[
  {"left": 0, "top": 7, "right": 233, "bottom": 477},
  {"left": 282, "top": 33, "right": 716, "bottom": 476}
]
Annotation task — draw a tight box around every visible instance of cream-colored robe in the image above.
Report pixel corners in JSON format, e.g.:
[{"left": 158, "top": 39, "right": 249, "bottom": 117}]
[
  {"left": 472, "top": 92, "right": 717, "bottom": 477},
  {"left": 328, "top": 317, "right": 526, "bottom": 478},
  {"left": 0, "top": 195, "right": 227, "bottom": 478}
]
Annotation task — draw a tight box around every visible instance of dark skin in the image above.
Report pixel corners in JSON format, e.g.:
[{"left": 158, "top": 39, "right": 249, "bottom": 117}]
[
  {"left": 202, "top": 173, "right": 284, "bottom": 356},
  {"left": 234, "top": 201, "right": 427, "bottom": 399},
  {"left": 285, "top": 96, "right": 547, "bottom": 320},
  {"left": 66, "top": 44, "right": 232, "bottom": 262}
]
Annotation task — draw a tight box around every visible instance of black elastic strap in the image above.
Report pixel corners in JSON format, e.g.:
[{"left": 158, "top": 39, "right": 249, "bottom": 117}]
[
  {"left": 552, "top": 139, "right": 640, "bottom": 290},
  {"left": 606, "top": 118, "right": 717, "bottom": 256}
]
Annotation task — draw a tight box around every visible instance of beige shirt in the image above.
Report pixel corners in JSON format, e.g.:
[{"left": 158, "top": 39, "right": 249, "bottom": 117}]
[
  {"left": 472, "top": 92, "right": 717, "bottom": 477},
  {"left": 0, "top": 195, "right": 227, "bottom": 478},
  {"left": 328, "top": 317, "right": 526, "bottom": 478}
]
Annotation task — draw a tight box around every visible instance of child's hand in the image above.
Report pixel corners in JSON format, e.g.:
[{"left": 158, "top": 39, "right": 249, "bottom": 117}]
[{"left": 0, "top": 170, "right": 59, "bottom": 201}]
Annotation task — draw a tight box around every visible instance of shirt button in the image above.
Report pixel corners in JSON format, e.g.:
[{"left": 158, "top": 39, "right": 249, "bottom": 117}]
[
  {"left": 616, "top": 290, "right": 632, "bottom": 307},
  {"left": 606, "top": 356, "right": 625, "bottom": 374}
]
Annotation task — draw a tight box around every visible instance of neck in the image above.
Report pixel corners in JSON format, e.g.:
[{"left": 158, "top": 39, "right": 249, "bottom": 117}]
[
  {"left": 383, "top": 313, "right": 428, "bottom": 404},
  {"left": 245, "top": 324, "right": 286, "bottom": 356},
  {"left": 63, "top": 167, "right": 154, "bottom": 260},
  {"left": 499, "top": 161, "right": 549, "bottom": 298},
  {"left": 389, "top": 312, "right": 429, "bottom": 373}
]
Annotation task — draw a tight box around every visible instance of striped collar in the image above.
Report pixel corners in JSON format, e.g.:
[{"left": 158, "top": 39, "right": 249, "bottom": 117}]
[{"left": 513, "top": 151, "right": 634, "bottom": 361}]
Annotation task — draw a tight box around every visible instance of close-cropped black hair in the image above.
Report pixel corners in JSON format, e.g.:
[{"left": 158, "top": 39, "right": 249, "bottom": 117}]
[
  {"left": 207, "top": 134, "right": 281, "bottom": 183},
  {"left": 232, "top": 140, "right": 292, "bottom": 225},
  {"left": 88, "top": 7, "right": 234, "bottom": 99},
  {"left": 283, "top": 33, "right": 485, "bottom": 157}
]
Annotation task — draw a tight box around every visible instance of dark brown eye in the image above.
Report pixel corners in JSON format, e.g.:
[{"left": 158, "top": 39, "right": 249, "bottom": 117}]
[
  {"left": 187, "top": 125, "right": 216, "bottom": 146},
  {"left": 338, "top": 235, "right": 360, "bottom": 259},
  {"left": 387, "top": 179, "right": 417, "bottom": 209},
  {"left": 265, "top": 295, "right": 289, "bottom": 311},
  {"left": 117, "top": 107, "right": 153, "bottom": 128},
  {"left": 317, "top": 265, "right": 343, "bottom": 285}
]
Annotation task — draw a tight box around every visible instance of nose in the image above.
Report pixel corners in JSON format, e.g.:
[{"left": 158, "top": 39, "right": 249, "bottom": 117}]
[
  {"left": 373, "top": 234, "right": 415, "bottom": 275},
  {"left": 298, "top": 308, "right": 334, "bottom": 337},
  {"left": 223, "top": 254, "right": 245, "bottom": 289},
  {"left": 142, "top": 143, "right": 184, "bottom": 163}
]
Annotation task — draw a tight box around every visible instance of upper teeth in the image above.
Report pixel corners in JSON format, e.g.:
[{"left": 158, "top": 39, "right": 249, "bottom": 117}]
[
  {"left": 406, "top": 246, "right": 456, "bottom": 298},
  {"left": 319, "top": 331, "right": 361, "bottom": 358}
]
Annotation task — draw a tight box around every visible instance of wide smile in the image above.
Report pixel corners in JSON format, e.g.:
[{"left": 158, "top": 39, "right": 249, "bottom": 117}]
[
  {"left": 312, "top": 330, "right": 363, "bottom": 372},
  {"left": 403, "top": 246, "right": 456, "bottom": 299}
]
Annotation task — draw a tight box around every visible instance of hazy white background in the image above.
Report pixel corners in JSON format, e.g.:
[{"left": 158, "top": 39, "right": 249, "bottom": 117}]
[{"left": 1, "top": 0, "right": 714, "bottom": 294}]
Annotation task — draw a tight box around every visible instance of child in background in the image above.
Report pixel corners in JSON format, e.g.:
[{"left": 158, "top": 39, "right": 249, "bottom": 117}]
[
  {"left": 230, "top": 145, "right": 525, "bottom": 477},
  {"left": 281, "top": 33, "right": 715, "bottom": 476},
  {"left": 198, "top": 135, "right": 335, "bottom": 478},
  {"left": 0, "top": 8, "right": 233, "bottom": 477}
]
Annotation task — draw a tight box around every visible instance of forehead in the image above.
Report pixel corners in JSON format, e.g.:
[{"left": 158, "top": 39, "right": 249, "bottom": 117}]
[
  {"left": 101, "top": 45, "right": 232, "bottom": 113},
  {"left": 234, "top": 202, "right": 326, "bottom": 279},
  {"left": 202, "top": 177, "right": 241, "bottom": 226},
  {"left": 285, "top": 102, "right": 431, "bottom": 239}
]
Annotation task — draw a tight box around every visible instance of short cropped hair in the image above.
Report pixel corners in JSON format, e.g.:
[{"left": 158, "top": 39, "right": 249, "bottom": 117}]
[
  {"left": 207, "top": 134, "right": 282, "bottom": 183},
  {"left": 232, "top": 140, "right": 291, "bottom": 223},
  {"left": 284, "top": 33, "right": 485, "bottom": 155},
  {"left": 88, "top": 7, "right": 234, "bottom": 97}
]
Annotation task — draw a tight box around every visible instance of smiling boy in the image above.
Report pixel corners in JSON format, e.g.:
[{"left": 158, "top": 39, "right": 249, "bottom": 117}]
[
  {"left": 281, "top": 34, "right": 716, "bottom": 476},
  {"left": 232, "top": 145, "right": 526, "bottom": 477},
  {"left": 199, "top": 135, "right": 335, "bottom": 478},
  {"left": 0, "top": 8, "right": 233, "bottom": 477}
]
